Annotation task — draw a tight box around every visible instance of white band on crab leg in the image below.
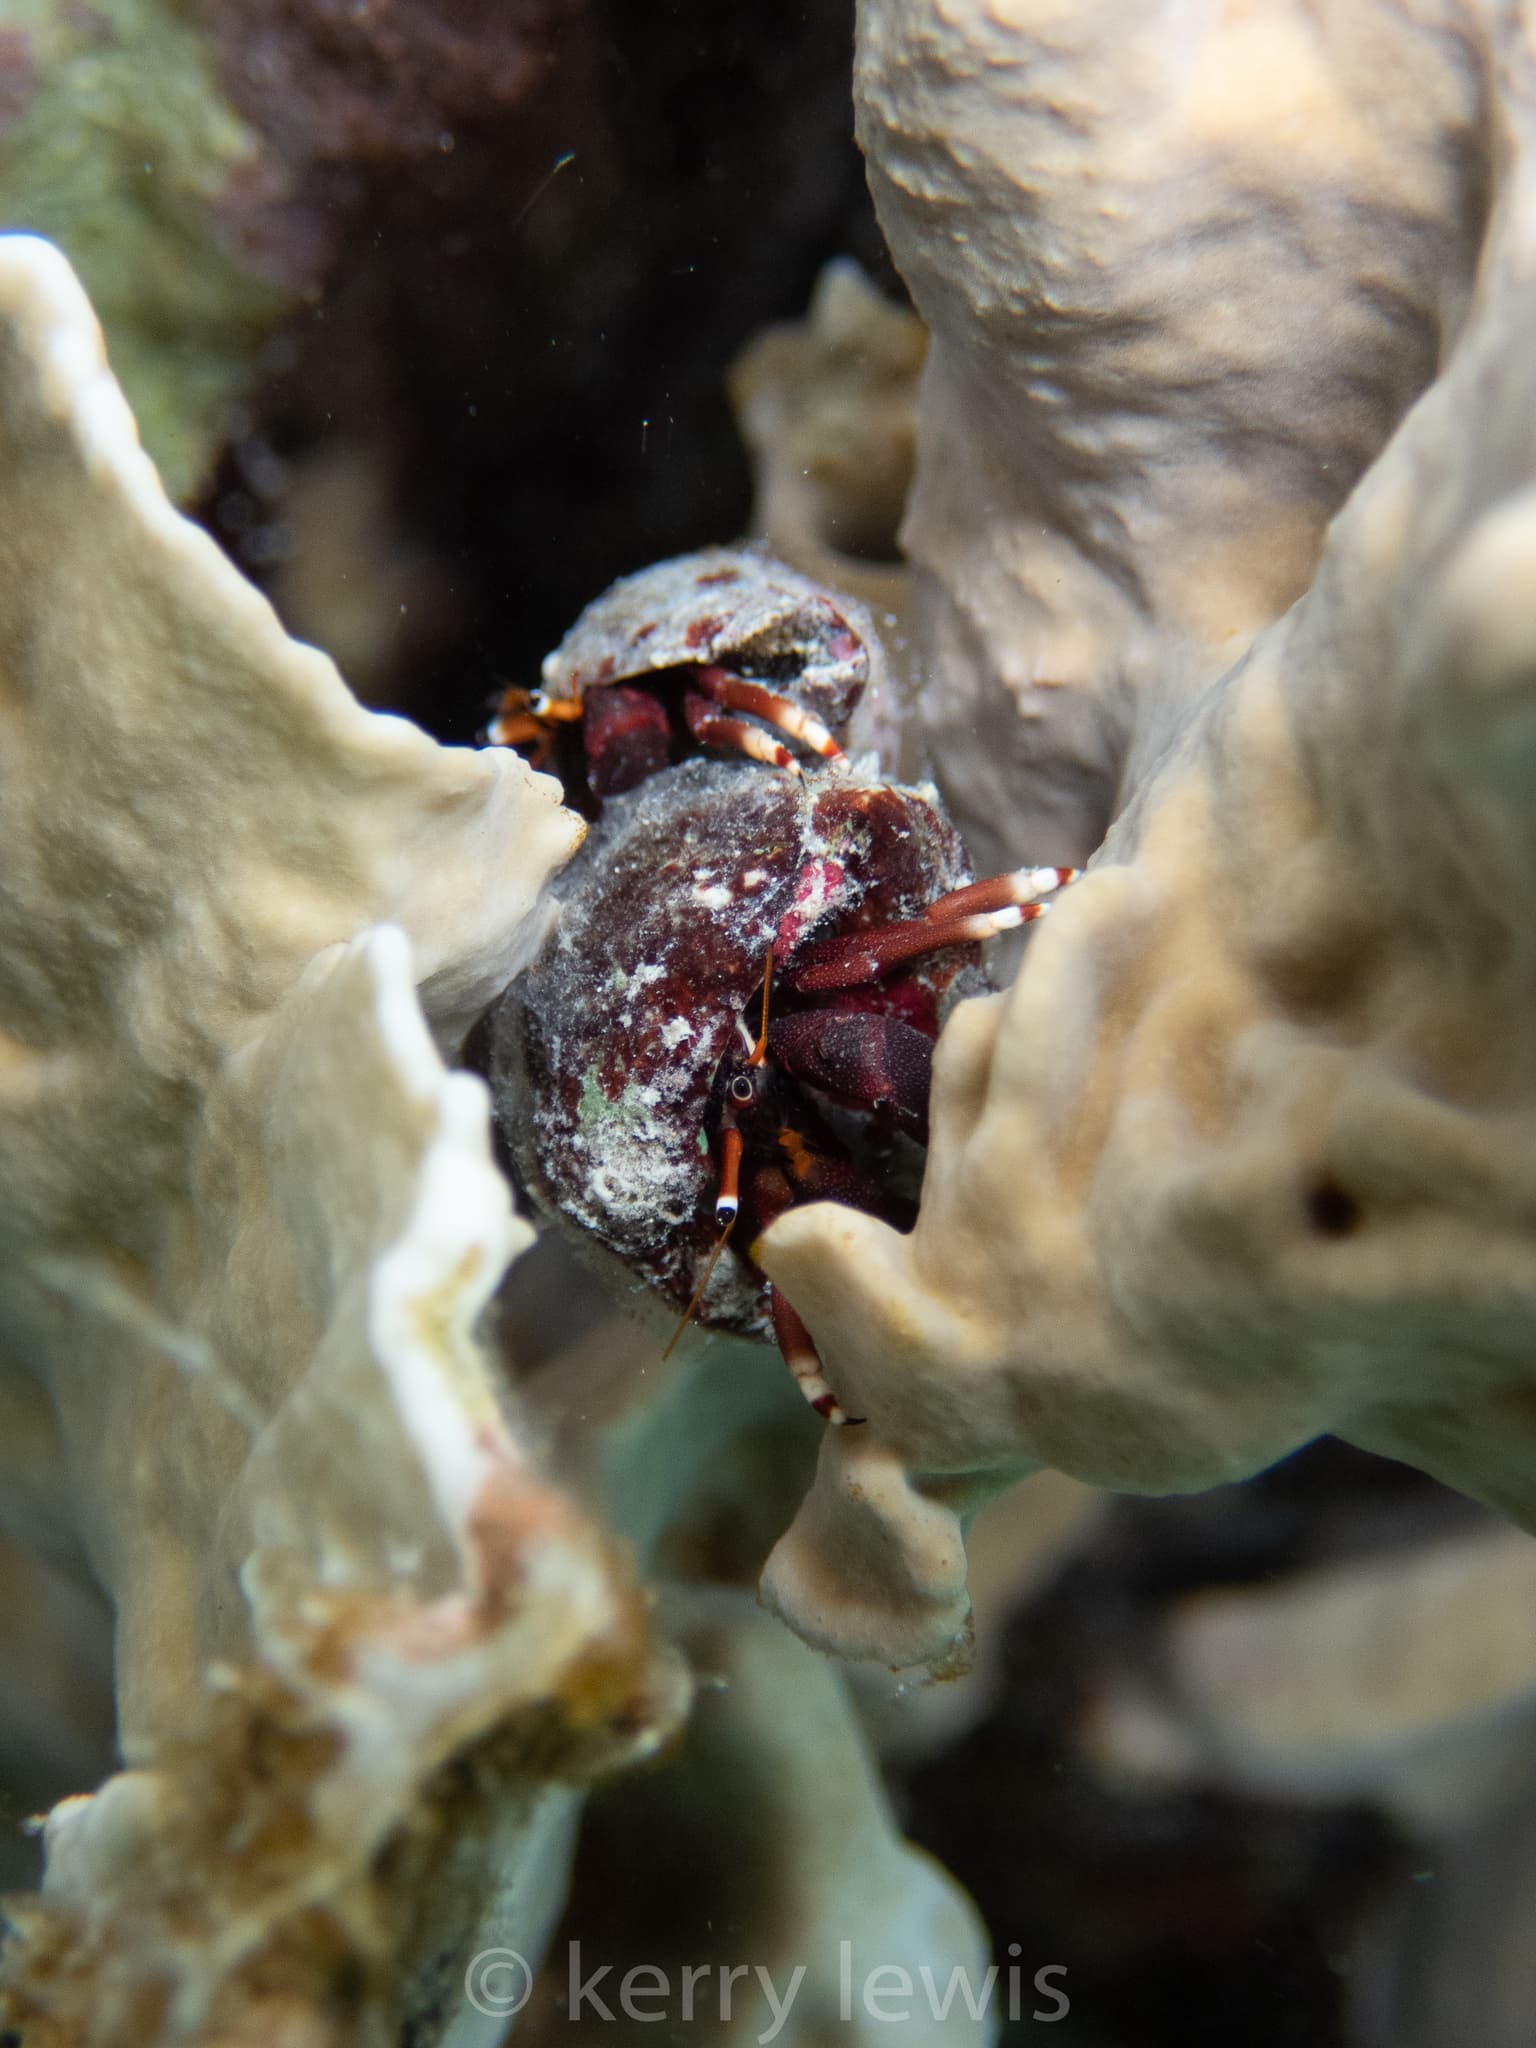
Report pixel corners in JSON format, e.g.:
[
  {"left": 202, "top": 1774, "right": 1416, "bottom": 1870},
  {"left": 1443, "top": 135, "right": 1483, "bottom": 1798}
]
[
  {"left": 924, "top": 864, "right": 1078, "bottom": 923},
  {"left": 771, "top": 1288, "right": 862, "bottom": 1427},
  {"left": 486, "top": 710, "right": 537, "bottom": 747},
  {"left": 942, "top": 901, "right": 1052, "bottom": 940},
  {"left": 683, "top": 691, "right": 801, "bottom": 772},
  {"left": 694, "top": 665, "right": 846, "bottom": 762}
]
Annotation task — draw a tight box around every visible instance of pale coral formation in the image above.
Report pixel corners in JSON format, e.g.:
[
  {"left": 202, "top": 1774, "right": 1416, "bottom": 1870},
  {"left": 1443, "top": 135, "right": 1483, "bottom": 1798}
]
[
  {"left": 759, "top": 0, "right": 1536, "bottom": 1666},
  {"left": 855, "top": 0, "right": 1494, "bottom": 874},
  {"left": 0, "top": 233, "right": 689, "bottom": 2040},
  {"left": 0, "top": 230, "right": 576, "bottom": 1589},
  {"left": 730, "top": 258, "right": 927, "bottom": 580},
  {"left": 0, "top": 230, "right": 999, "bottom": 2042},
  {"left": 519, "top": 1592, "right": 994, "bottom": 2045},
  {"left": 2, "top": 934, "right": 680, "bottom": 2045},
  {"left": 1082, "top": 1518, "right": 1536, "bottom": 1832},
  {"left": 726, "top": 261, "right": 930, "bottom": 764}
]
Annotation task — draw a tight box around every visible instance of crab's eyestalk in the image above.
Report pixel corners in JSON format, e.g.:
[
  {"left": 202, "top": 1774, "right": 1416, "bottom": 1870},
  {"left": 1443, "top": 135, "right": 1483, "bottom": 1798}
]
[
  {"left": 714, "top": 1122, "right": 745, "bottom": 1227},
  {"left": 485, "top": 683, "right": 586, "bottom": 750}
]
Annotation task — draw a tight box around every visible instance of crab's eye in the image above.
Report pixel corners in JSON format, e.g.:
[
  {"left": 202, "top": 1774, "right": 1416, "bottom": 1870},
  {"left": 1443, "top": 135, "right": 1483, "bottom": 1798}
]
[{"left": 729, "top": 1072, "right": 757, "bottom": 1105}]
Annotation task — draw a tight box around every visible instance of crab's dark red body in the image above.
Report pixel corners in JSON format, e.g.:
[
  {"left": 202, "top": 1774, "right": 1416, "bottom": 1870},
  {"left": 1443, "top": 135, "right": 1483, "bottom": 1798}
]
[{"left": 490, "top": 755, "right": 986, "bottom": 1338}]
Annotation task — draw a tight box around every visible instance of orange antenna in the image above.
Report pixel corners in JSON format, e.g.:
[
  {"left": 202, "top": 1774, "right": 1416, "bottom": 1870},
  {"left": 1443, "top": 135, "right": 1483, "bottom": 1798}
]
[
  {"left": 662, "top": 1212, "right": 736, "bottom": 1360},
  {"left": 663, "top": 950, "right": 772, "bottom": 1360},
  {"left": 750, "top": 945, "right": 774, "bottom": 1065}
]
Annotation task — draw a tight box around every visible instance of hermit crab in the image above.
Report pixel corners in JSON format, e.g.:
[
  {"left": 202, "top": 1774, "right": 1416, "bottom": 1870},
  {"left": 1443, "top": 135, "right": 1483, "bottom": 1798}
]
[
  {"left": 487, "top": 544, "right": 893, "bottom": 797},
  {"left": 486, "top": 547, "right": 1072, "bottom": 1424}
]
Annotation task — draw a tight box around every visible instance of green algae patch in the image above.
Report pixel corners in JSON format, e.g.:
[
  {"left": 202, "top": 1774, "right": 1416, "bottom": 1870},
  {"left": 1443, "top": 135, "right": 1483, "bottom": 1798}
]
[{"left": 0, "top": 0, "right": 288, "bottom": 497}]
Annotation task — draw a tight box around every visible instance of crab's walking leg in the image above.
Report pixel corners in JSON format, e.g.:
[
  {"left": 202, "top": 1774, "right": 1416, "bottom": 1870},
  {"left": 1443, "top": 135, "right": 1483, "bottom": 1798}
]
[
  {"left": 683, "top": 690, "right": 799, "bottom": 772},
  {"left": 789, "top": 909, "right": 1036, "bottom": 990},
  {"left": 749, "top": 1163, "right": 864, "bottom": 1426},
  {"left": 788, "top": 866, "right": 1079, "bottom": 992},
  {"left": 771, "top": 1289, "right": 863, "bottom": 1427},
  {"left": 484, "top": 709, "right": 549, "bottom": 750},
  {"left": 694, "top": 665, "right": 846, "bottom": 764},
  {"left": 924, "top": 864, "right": 1078, "bottom": 923}
]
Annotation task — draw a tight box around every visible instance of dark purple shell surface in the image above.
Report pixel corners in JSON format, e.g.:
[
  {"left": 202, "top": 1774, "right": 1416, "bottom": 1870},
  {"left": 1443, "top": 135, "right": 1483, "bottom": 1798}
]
[{"left": 489, "top": 756, "right": 984, "bottom": 1335}]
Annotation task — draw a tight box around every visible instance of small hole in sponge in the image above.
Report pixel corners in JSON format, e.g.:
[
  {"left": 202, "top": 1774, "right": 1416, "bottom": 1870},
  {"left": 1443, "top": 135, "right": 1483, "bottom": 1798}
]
[{"left": 1306, "top": 1176, "right": 1362, "bottom": 1237}]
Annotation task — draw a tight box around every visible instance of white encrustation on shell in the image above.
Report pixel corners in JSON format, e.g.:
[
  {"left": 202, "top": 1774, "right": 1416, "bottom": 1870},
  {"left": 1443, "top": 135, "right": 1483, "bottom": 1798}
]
[
  {"left": 756, "top": 0, "right": 1536, "bottom": 1669},
  {"left": 492, "top": 750, "right": 983, "bottom": 1348}
]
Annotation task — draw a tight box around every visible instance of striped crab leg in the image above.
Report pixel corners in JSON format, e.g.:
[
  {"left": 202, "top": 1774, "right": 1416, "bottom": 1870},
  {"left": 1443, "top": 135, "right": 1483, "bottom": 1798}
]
[
  {"left": 693, "top": 665, "right": 846, "bottom": 764},
  {"left": 789, "top": 865, "right": 1080, "bottom": 993},
  {"left": 771, "top": 1285, "right": 861, "bottom": 1427}
]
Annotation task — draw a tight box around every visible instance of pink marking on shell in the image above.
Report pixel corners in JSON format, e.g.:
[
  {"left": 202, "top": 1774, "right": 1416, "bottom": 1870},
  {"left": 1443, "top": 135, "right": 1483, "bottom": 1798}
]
[
  {"left": 776, "top": 857, "right": 848, "bottom": 957},
  {"left": 685, "top": 614, "right": 724, "bottom": 649}
]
